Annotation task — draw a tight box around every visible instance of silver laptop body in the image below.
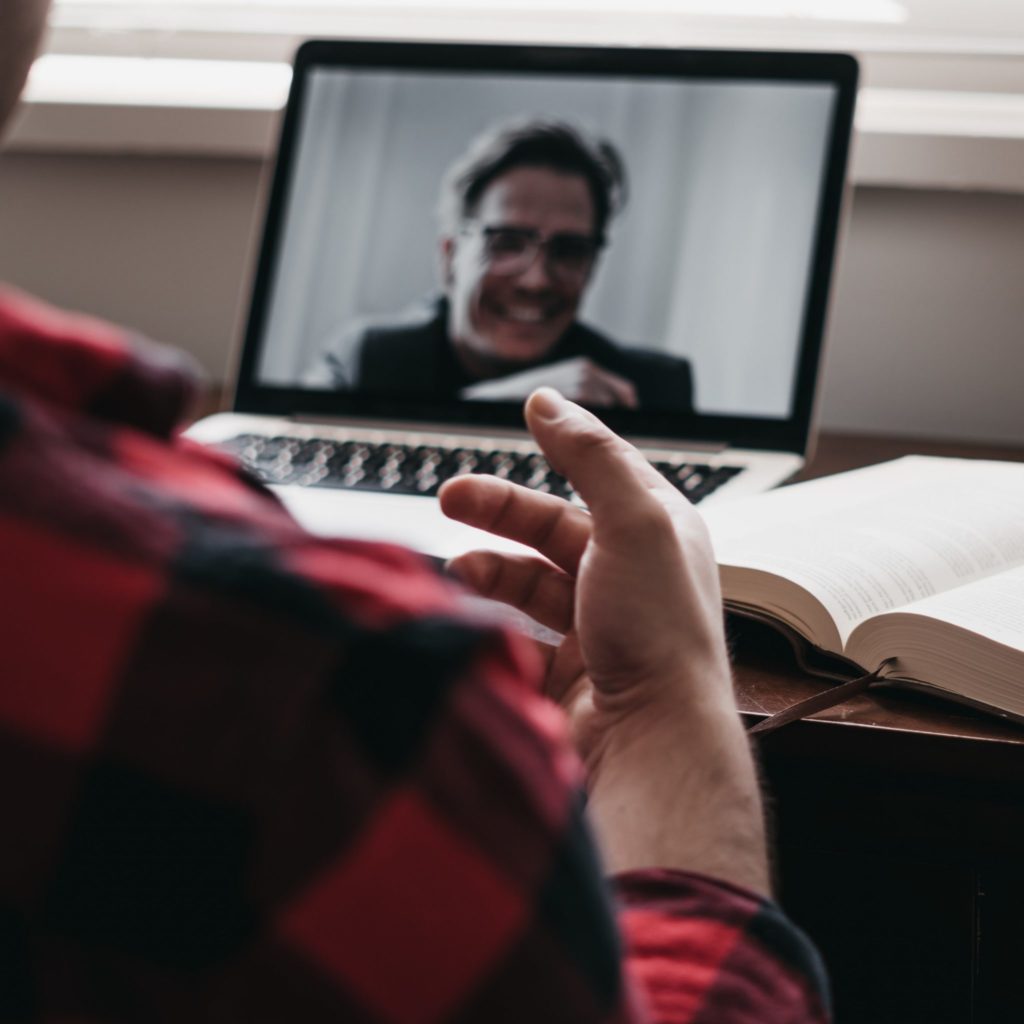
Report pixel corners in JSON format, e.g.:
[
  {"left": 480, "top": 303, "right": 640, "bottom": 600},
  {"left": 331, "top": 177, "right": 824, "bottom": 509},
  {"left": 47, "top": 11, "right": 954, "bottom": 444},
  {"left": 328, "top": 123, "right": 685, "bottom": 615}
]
[{"left": 188, "top": 40, "right": 858, "bottom": 559}]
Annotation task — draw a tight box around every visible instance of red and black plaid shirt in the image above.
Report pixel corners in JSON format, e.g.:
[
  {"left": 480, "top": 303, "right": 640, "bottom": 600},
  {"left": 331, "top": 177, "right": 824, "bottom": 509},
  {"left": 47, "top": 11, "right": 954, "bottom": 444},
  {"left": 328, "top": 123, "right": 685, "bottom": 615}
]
[{"left": 0, "top": 285, "right": 829, "bottom": 1022}]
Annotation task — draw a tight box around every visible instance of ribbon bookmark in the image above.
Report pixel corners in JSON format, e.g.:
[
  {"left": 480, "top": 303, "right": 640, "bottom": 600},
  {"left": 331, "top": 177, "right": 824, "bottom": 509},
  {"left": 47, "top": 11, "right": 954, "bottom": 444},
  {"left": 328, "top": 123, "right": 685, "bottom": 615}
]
[{"left": 747, "top": 658, "right": 896, "bottom": 737}]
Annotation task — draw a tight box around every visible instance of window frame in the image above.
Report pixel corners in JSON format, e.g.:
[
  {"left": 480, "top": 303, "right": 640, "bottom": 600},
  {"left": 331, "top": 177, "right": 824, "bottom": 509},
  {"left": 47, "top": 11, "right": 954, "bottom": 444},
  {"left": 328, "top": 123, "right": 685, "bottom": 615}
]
[{"left": 13, "top": 2, "right": 1024, "bottom": 197}]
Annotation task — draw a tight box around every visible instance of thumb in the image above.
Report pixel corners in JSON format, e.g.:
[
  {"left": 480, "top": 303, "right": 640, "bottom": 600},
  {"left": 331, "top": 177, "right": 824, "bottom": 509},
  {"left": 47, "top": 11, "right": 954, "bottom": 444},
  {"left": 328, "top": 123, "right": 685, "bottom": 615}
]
[{"left": 524, "top": 388, "right": 669, "bottom": 525}]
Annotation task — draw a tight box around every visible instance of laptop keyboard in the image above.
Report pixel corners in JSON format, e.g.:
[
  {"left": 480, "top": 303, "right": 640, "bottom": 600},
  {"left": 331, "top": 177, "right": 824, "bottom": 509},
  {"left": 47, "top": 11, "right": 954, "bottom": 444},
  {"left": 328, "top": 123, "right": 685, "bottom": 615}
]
[{"left": 217, "top": 434, "right": 743, "bottom": 505}]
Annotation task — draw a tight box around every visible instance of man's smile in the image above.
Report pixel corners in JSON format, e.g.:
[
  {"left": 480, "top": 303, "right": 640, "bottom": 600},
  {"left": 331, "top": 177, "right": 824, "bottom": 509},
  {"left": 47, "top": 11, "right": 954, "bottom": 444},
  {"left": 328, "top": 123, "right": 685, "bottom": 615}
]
[{"left": 483, "top": 296, "right": 567, "bottom": 327}]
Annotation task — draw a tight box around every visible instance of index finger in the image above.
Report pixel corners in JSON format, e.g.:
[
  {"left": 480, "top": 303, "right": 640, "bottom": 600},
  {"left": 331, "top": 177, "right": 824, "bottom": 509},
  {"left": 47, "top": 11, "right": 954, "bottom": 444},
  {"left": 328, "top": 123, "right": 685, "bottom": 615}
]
[
  {"left": 524, "top": 388, "right": 681, "bottom": 531},
  {"left": 439, "top": 473, "right": 592, "bottom": 574}
]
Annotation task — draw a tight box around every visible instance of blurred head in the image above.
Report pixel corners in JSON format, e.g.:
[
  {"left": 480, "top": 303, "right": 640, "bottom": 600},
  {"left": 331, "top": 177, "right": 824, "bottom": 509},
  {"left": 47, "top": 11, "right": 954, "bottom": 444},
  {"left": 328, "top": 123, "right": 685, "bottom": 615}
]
[
  {"left": 438, "top": 119, "right": 626, "bottom": 374},
  {"left": 0, "top": 0, "right": 50, "bottom": 140}
]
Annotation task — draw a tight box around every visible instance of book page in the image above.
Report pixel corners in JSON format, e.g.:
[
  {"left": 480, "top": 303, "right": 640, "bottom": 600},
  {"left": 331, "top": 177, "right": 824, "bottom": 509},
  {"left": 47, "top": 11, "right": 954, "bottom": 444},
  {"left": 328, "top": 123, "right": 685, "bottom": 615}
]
[
  {"left": 885, "top": 563, "right": 1024, "bottom": 653},
  {"left": 704, "top": 457, "right": 1024, "bottom": 645}
]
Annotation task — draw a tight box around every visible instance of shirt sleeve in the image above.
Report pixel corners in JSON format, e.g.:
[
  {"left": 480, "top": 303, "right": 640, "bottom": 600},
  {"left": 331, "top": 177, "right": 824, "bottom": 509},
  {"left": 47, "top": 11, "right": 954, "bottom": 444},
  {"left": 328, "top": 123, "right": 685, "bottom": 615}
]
[
  {"left": 234, "top": 562, "right": 643, "bottom": 1024},
  {"left": 613, "top": 869, "right": 831, "bottom": 1024},
  {"left": 10, "top": 499, "right": 644, "bottom": 1021}
]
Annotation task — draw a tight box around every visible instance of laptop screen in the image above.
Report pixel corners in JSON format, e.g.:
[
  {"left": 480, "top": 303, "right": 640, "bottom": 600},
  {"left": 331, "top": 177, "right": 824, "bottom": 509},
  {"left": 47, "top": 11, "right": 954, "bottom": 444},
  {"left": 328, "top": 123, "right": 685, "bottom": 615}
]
[{"left": 236, "top": 42, "right": 857, "bottom": 453}]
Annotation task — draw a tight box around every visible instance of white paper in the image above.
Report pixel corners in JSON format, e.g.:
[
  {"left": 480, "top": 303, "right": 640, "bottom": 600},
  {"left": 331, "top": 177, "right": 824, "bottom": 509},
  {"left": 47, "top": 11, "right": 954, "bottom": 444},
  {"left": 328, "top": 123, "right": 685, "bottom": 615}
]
[
  {"left": 704, "top": 456, "right": 1024, "bottom": 644},
  {"left": 891, "top": 563, "right": 1024, "bottom": 653}
]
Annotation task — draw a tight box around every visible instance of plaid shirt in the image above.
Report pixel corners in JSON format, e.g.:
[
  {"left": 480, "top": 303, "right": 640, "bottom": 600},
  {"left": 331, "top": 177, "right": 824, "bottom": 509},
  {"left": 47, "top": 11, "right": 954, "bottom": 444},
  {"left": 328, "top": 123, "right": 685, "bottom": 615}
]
[{"left": 0, "top": 285, "right": 829, "bottom": 1023}]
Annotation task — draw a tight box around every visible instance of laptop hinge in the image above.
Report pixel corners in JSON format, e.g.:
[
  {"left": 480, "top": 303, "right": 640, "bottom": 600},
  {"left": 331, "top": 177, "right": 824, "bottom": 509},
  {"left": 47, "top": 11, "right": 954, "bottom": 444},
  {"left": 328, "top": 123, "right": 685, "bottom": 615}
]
[
  {"left": 629, "top": 435, "right": 726, "bottom": 455},
  {"left": 290, "top": 414, "right": 531, "bottom": 441}
]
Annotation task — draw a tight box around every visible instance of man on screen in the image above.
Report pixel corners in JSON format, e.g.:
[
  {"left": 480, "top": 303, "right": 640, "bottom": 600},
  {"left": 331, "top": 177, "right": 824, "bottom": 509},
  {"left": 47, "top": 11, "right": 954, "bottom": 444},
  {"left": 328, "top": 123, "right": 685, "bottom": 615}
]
[{"left": 309, "top": 119, "right": 695, "bottom": 411}]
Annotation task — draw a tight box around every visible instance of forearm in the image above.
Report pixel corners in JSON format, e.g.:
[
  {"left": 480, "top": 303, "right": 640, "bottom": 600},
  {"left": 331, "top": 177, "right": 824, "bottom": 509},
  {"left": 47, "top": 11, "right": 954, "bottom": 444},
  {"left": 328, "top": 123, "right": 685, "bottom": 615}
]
[{"left": 586, "top": 689, "right": 770, "bottom": 897}]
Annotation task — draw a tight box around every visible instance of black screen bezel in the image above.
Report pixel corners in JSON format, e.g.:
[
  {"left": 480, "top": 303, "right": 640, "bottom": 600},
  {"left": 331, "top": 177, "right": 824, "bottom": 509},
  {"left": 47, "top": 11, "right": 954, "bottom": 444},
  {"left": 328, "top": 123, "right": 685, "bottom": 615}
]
[{"left": 234, "top": 40, "right": 858, "bottom": 453}]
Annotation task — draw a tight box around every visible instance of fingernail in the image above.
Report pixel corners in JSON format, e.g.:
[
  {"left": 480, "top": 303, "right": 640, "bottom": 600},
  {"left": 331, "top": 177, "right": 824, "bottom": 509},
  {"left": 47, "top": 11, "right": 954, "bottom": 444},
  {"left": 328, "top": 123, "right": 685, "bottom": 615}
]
[{"left": 529, "top": 387, "right": 568, "bottom": 422}]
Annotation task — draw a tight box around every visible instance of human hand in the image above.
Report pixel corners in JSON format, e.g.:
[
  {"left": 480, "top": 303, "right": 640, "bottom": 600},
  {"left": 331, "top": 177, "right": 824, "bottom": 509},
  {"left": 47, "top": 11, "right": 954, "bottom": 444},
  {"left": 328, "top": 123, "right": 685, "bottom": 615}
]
[
  {"left": 440, "top": 388, "right": 768, "bottom": 891},
  {"left": 441, "top": 387, "right": 728, "bottom": 771},
  {"left": 459, "top": 356, "right": 639, "bottom": 408}
]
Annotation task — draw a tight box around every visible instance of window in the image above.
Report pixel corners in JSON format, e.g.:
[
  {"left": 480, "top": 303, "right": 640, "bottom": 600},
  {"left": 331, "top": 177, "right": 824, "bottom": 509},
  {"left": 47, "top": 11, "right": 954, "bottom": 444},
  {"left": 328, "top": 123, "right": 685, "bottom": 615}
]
[
  {"left": 48, "top": 1, "right": 1024, "bottom": 54},
  {"left": 47, "top": 2, "right": 1024, "bottom": 81},
  {"left": 24, "top": 1, "right": 1024, "bottom": 193}
]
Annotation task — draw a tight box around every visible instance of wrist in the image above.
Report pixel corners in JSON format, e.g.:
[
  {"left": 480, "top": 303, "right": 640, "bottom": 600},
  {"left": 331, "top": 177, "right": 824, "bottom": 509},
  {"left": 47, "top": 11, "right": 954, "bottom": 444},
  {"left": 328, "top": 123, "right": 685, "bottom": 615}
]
[
  {"left": 587, "top": 648, "right": 737, "bottom": 748},
  {"left": 587, "top": 690, "right": 746, "bottom": 793},
  {"left": 583, "top": 690, "right": 770, "bottom": 896}
]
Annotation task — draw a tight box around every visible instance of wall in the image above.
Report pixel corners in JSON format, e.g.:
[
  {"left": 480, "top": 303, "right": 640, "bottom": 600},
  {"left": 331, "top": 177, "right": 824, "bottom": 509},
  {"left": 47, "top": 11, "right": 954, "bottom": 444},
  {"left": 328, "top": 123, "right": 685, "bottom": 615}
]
[
  {"left": 0, "top": 152, "right": 264, "bottom": 387},
  {"left": 820, "top": 187, "right": 1024, "bottom": 444},
  {"left": 1, "top": 149, "right": 1022, "bottom": 445}
]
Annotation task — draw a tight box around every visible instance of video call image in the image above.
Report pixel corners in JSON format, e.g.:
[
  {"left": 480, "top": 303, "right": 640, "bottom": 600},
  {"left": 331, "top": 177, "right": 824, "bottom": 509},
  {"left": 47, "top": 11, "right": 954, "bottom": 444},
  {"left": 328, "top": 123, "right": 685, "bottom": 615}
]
[{"left": 256, "top": 68, "right": 837, "bottom": 418}]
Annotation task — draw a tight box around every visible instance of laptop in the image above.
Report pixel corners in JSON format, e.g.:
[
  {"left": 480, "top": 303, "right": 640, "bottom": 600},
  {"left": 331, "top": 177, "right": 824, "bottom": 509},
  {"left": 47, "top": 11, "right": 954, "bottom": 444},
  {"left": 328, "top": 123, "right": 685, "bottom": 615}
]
[{"left": 187, "top": 40, "right": 858, "bottom": 559}]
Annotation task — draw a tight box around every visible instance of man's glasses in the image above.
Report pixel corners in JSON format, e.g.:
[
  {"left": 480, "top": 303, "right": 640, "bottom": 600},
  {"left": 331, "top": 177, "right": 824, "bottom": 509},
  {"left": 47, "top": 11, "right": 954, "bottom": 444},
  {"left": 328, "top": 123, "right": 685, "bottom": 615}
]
[{"left": 467, "top": 225, "right": 603, "bottom": 282}]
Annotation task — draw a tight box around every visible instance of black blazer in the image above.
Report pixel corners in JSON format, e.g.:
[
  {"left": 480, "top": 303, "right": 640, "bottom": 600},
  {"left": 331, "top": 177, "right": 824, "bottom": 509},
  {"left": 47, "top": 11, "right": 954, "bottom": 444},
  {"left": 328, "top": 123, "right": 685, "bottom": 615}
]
[{"left": 355, "top": 298, "right": 694, "bottom": 413}]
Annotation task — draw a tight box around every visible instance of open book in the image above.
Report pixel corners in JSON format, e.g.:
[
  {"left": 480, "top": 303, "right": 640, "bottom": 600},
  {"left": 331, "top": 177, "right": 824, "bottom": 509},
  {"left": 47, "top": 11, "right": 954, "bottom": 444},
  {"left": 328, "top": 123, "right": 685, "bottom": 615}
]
[{"left": 702, "top": 456, "right": 1024, "bottom": 724}]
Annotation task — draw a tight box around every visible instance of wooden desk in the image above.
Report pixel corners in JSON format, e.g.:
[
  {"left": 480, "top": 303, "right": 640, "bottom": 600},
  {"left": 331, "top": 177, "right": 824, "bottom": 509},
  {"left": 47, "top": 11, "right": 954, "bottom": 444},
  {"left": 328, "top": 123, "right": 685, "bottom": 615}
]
[{"left": 735, "top": 432, "right": 1024, "bottom": 1024}]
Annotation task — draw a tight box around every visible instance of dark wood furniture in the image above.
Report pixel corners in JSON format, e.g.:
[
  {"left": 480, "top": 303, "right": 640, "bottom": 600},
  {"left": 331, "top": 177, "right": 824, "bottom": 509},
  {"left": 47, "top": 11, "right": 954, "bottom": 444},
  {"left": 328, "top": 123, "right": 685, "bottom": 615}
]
[{"left": 736, "top": 432, "right": 1024, "bottom": 1024}]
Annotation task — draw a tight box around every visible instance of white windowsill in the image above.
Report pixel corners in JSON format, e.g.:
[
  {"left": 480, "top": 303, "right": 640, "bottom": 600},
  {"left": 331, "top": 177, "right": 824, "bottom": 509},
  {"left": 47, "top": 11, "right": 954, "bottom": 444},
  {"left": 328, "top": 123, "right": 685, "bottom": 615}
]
[{"left": 5, "top": 54, "right": 1024, "bottom": 195}]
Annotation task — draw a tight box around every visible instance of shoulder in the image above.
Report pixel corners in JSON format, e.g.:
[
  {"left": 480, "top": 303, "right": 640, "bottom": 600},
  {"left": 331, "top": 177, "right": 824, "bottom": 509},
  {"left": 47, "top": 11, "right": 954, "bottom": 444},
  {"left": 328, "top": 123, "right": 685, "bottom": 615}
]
[
  {"left": 3, "top": 372, "right": 631, "bottom": 1013},
  {"left": 0, "top": 285, "right": 199, "bottom": 434},
  {"left": 358, "top": 299, "right": 446, "bottom": 356},
  {"left": 307, "top": 299, "right": 445, "bottom": 389},
  {"left": 355, "top": 298, "right": 449, "bottom": 390}
]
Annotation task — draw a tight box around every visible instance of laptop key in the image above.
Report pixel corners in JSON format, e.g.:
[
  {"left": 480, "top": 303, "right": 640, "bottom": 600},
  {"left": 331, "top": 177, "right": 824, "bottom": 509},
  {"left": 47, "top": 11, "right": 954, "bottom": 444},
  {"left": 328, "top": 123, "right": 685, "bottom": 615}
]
[{"left": 222, "top": 435, "right": 740, "bottom": 506}]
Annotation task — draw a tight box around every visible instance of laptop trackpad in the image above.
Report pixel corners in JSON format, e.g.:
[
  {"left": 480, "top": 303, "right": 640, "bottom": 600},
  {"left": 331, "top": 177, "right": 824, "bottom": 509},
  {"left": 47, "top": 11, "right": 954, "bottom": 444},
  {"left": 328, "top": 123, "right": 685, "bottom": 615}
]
[
  {"left": 270, "top": 485, "right": 536, "bottom": 561},
  {"left": 271, "top": 486, "right": 563, "bottom": 643}
]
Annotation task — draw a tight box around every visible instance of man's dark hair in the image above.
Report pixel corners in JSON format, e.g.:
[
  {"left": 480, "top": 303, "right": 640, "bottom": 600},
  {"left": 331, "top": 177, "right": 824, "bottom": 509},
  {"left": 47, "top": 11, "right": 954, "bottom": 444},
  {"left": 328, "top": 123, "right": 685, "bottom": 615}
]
[{"left": 439, "top": 118, "right": 627, "bottom": 242}]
